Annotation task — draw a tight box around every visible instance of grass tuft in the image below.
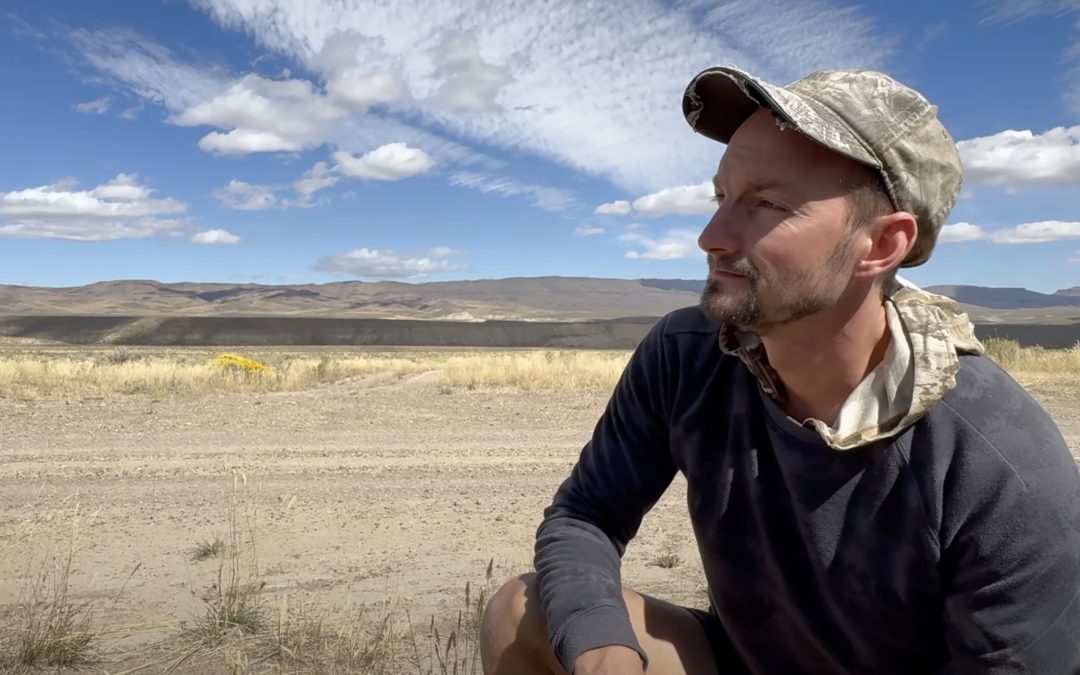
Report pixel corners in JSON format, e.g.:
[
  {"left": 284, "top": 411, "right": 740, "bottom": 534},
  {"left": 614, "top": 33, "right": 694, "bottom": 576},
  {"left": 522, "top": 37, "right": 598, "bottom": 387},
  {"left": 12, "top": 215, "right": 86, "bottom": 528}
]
[
  {"left": 0, "top": 503, "right": 97, "bottom": 669},
  {"left": 652, "top": 551, "right": 682, "bottom": 569},
  {"left": 190, "top": 536, "right": 226, "bottom": 562}
]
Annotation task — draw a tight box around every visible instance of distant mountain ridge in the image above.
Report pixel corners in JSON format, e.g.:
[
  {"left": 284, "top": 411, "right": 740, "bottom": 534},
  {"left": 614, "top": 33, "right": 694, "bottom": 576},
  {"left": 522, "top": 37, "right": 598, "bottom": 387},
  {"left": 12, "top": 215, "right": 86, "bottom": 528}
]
[
  {"left": 923, "top": 285, "right": 1080, "bottom": 309},
  {"left": 0, "top": 278, "right": 1077, "bottom": 324}
]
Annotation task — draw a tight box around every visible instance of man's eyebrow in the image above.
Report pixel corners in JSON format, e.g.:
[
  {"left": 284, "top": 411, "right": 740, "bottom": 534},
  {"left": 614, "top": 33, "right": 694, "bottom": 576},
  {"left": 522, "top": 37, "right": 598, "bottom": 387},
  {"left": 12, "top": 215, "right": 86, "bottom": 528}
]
[{"left": 711, "top": 177, "right": 797, "bottom": 194}]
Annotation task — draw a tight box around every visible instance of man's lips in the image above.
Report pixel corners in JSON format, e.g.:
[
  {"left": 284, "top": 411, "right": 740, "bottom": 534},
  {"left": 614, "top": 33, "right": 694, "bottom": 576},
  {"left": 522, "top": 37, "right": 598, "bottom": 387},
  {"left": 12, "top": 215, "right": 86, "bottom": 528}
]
[{"left": 711, "top": 269, "right": 747, "bottom": 280}]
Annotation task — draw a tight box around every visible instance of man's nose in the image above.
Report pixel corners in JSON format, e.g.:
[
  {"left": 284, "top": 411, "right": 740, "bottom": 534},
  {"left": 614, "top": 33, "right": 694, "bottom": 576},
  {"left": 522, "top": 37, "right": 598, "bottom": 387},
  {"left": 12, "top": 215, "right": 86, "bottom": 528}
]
[{"left": 698, "top": 205, "right": 739, "bottom": 255}]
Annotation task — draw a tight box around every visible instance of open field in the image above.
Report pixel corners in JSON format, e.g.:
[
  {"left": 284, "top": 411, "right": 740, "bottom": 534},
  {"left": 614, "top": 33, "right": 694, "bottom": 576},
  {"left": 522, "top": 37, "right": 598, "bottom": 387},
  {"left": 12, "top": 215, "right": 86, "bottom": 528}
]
[{"left": 1, "top": 344, "right": 1078, "bottom": 673}]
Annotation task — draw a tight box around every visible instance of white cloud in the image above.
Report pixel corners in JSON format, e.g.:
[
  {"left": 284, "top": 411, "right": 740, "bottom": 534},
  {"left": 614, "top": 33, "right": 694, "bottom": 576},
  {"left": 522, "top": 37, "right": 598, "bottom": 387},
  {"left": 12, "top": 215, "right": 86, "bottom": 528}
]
[
  {"left": 0, "top": 174, "right": 188, "bottom": 241},
  {"left": 74, "top": 96, "right": 110, "bottom": 114},
  {"left": 958, "top": 126, "right": 1080, "bottom": 187},
  {"left": 1069, "top": 249, "right": 1080, "bottom": 263},
  {"left": 987, "top": 220, "right": 1080, "bottom": 244},
  {"left": 119, "top": 104, "right": 143, "bottom": 120},
  {"left": 574, "top": 226, "right": 605, "bottom": 236},
  {"left": 981, "top": 3, "right": 1080, "bottom": 113},
  {"left": 430, "top": 31, "right": 514, "bottom": 112},
  {"left": 626, "top": 222, "right": 647, "bottom": 231},
  {"left": 333, "top": 142, "right": 436, "bottom": 180},
  {"left": 938, "top": 219, "right": 1080, "bottom": 244},
  {"left": 595, "top": 200, "right": 631, "bottom": 215},
  {"left": 315, "top": 32, "right": 408, "bottom": 111},
  {"left": 424, "top": 246, "right": 465, "bottom": 257},
  {"left": 80, "top": 0, "right": 892, "bottom": 192},
  {"left": 632, "top": 182, "right": 716, "bottom": 216},
  {"left": 622, "top": 228, "right": 700, "bottom": 260},
  {"left": 192, "top": 228, "right": 240, "bottom": 245},
  {"left": 174, "top": 74, "right": 347, "bottom": 155},
  {"left": 448, "top": 172, "right": 577, "bottom": 212},
  {"left": 983, "top": 0, "right": 1080, "bottom": 24},
  {"left": 213, "top": 180, "right": 278, "bottom": 210},
  {"left": 314, "top": 247, "right": 467, "bottom": 279},
  {"left": 289, "top": 161, "right": 340, "bottom": 207},
  {"left": 939, "top": 222, "right": 985, "bottom": 243},
  {"left": 91, "top": 173, "right": 152, "bottom": 202}
]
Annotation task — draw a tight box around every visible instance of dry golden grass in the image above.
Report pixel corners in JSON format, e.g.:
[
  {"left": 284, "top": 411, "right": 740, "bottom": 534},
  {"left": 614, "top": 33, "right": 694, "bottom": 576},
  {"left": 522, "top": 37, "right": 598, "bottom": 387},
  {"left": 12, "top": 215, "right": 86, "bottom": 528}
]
[
  {"left": 0, "top": 348, "right": 633, "bottom": 400},
  {"left": 1, "top": 339, "right": 1078, "bottom": 401},
  {"left": 982, "top": 338, "right": 1080, "bottom": 391}
]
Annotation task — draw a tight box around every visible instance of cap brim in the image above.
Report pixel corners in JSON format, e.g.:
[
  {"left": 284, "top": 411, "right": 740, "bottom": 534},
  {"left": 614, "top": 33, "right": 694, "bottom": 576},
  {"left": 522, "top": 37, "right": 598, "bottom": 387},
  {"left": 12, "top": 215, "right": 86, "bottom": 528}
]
[{"left": 682, "top": 66, "right": 881, "bottom": 170}]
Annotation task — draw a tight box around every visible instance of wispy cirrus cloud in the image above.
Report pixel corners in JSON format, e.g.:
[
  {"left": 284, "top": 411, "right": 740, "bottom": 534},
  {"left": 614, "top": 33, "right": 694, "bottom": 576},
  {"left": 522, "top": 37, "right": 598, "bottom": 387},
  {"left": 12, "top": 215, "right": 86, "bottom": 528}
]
[
  {"left": 213, "top": 180, "right": 278, "bottom": 210},
  {"left": 74, "top": 96, "right": 110, "bottom": 114},
  {"left": 71, "top": 0, "right": 893, "bottom": 193},
  {"left": 448, "top": 172, "right": 578, "bottom": 212},
  {"left": 574, "top": 226, "right": 605, "bottom": 236},
  {"left": 981, "top": 1, "right": 1080, "bottom": 114}
]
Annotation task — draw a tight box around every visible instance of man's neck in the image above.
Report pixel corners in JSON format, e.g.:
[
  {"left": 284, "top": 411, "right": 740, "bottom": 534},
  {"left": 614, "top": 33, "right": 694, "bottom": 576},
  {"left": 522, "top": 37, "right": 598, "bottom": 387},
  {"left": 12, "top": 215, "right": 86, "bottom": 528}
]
[{"left": 759, "top": 289, "right": 891, "bottom": 425}]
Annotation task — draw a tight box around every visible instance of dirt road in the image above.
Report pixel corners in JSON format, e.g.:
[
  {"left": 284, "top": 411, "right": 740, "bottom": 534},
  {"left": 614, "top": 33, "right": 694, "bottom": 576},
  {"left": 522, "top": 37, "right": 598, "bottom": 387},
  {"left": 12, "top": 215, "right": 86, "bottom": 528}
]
[{"left": 1, "top": 372, "right": 1077, "bottom": 671}]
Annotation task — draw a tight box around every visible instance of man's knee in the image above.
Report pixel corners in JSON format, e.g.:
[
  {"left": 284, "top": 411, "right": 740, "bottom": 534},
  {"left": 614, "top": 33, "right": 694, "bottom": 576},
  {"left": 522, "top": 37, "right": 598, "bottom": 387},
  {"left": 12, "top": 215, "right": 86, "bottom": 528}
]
[
  {"left": 482, "top": 573, "right": 538, "bottom": 639},
  {"left": 481, "top": 573, "right": 559, "bottom": 674}
]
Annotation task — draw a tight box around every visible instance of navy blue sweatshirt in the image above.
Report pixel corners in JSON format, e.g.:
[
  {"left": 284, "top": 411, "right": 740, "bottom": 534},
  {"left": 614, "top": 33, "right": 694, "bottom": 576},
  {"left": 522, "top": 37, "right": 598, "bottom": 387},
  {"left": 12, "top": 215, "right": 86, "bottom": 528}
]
[{"left": 534, "top": 307, "right": 1080, "bottom": 674}]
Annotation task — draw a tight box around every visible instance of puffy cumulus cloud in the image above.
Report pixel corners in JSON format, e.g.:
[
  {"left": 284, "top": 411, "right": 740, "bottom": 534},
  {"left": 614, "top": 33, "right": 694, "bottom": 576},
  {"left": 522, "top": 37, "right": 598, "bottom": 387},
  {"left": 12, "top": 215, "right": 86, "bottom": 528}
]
[
  {"left": 333, "top": 143, "right": 436, "bottom": 180},
  {"left": 938, "top": 222, "right": 985, "bottom": 243},
  {"left": 173, "top": 74, "right": 347, "bottom": 155},
  {"left": 314, "top": 246, "right": 467, "bottom": 279},
  {"left": 74, "top": 96, "right": 110, "bottom": 114},
  {"left": 0, "top": 174, "right": 189, "bottom": 241},
  {"left": 594, "top": 200, "right": 631, "bottom": 215},
  {"left": 958, "top": 126, "right": 1080, "bottom": 187},
  {"left": 448, "top": 172, "right": 577, "bottom": 212},
  {"left": 574, "top": 226, "right": 605, "bottom": 236},
  {"left": 83, "top": 0, "right": 891, "bottom": 192},
  {"left": 192, "top": 228, "right": 240, "bottom": 245},
  {"left": 621, "top": 228, "right": 701, "bottom": 260},
  {"left": 631, "top": 182, "right": 716, "bottom": 216},
  {"left": 213, "top": 180, "right": 278, "bottom": 210}
]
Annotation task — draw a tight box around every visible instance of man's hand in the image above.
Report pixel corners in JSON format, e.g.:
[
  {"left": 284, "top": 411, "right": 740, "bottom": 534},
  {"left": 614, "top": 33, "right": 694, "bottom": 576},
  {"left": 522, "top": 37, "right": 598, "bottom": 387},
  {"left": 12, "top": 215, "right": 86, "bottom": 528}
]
[{"left": 573, "top": 645, "right": 646, "bottom": 674}]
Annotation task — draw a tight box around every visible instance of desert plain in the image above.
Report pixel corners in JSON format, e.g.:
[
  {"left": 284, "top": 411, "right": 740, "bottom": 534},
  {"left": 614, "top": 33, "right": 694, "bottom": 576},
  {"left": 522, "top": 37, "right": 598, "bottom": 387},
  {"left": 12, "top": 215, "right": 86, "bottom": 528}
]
[{"left": 1, "top": 342, "right": 1078, "bottom": 674}]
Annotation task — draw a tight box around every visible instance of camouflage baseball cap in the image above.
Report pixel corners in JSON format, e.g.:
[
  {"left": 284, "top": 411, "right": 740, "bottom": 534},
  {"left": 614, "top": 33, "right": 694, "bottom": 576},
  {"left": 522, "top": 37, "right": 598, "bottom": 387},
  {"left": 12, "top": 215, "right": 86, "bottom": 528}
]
[{"left": 682, "top": 66, "right": 962, "bottom": 267}]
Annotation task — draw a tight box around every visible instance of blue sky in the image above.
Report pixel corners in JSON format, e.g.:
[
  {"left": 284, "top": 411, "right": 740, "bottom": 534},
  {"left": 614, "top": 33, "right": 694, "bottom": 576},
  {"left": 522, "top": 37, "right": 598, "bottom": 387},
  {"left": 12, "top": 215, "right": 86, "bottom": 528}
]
[{"left": 2, "top": 0, "right": 1080, "bottom": 292}]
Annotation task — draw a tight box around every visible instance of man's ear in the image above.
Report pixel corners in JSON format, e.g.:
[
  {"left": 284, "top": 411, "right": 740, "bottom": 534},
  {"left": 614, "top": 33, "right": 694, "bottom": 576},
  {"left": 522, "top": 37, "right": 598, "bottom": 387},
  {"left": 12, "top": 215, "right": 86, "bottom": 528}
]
[{"left": 853, "top": 212, "right": 918, "bottom": 280}]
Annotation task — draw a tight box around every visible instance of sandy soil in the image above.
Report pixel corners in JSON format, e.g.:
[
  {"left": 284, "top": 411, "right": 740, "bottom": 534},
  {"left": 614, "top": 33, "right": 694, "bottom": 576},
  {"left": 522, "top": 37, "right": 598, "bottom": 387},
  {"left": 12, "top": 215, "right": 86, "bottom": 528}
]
[{"left": 1, "top": 373, "right": 1078, "bottom": 672}]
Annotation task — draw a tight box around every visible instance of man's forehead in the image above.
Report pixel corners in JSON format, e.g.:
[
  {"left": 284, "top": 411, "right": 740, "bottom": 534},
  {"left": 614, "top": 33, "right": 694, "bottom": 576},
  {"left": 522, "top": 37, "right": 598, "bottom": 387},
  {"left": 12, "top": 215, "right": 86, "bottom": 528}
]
[{"left": 714, "top": 121, "right": 869, "bottom": 191}]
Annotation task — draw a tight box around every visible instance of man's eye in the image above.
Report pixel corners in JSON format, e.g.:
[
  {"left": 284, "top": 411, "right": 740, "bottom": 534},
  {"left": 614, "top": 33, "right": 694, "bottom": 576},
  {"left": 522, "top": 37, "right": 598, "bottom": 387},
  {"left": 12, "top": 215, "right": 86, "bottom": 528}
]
[
  {"left": 712, "top": 194, "right": 724, "bottom": 204},
  {"left": 757, "top": 199, "right": 783, "bottom": 211}
]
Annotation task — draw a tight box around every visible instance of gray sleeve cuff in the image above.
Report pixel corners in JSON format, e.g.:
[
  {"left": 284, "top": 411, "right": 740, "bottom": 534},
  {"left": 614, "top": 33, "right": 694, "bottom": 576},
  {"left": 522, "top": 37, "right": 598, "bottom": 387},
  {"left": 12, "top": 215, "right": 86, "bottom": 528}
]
[{"left": 553, "top": 603, "right": 648, "bottom": 673}]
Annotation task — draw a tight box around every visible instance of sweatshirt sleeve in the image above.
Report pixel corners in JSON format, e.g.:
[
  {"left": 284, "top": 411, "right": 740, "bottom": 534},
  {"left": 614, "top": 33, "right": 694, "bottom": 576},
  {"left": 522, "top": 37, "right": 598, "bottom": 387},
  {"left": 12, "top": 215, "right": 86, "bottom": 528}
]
[
  {"left": 938, "top": 396, "right": 1080, "bottom": 674},
  {"left": 534, "top": 317, "right": 679, "bottom": 672}
]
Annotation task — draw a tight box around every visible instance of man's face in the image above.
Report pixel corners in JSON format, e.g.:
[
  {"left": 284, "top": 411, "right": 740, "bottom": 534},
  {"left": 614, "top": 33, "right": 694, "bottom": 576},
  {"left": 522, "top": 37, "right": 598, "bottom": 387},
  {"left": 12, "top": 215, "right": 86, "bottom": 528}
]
[{"left": 698, "top": 108, "right": 868, "bottom": 334}]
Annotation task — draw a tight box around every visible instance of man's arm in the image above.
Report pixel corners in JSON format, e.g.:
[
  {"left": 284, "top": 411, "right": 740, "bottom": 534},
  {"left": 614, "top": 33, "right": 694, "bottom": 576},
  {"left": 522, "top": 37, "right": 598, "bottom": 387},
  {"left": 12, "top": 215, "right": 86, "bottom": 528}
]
[
  {"left": 939, "top": 397, "right": 1080, "bottom": 674},
  {"left": 534, "top": 317, "right": 679, "bottom": 673}
]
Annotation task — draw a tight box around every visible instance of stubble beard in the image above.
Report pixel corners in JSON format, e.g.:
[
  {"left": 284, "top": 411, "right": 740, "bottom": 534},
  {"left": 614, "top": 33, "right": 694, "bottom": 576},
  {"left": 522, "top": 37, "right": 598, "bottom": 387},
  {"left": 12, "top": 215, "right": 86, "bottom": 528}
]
[{"left": 699, "top": 239, "right": 855, "bottom": 335}]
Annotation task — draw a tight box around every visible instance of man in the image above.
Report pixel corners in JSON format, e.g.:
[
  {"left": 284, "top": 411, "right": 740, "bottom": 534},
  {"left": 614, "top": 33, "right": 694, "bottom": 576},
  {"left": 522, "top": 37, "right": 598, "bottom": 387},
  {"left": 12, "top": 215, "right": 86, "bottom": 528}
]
[{"left": 480, "top": 66, "right": 1080, "bottom": 675}]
